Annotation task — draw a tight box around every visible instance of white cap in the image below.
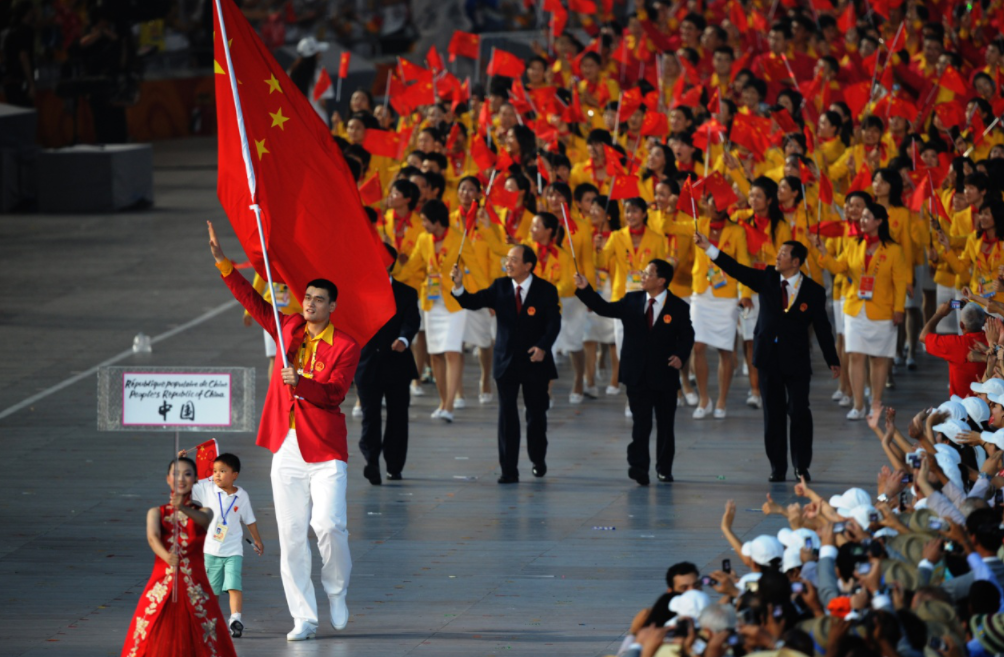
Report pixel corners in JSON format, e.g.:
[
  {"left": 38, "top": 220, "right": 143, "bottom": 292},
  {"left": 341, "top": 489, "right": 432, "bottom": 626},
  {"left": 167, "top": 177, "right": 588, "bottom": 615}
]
[
  {"left": 962, "top": 396, "right": 991, "bottom": 424},
  {"left": 934, "top": 444, "right": 964, "bottom": 491},
  {"left": 874, "top": 527, "right": 899, "bottom": 539},
  {"left": 971, "top": 378, "right": 1004, "bottom": 396},
  {"left": 990, "top": 391, "right": 1004, "bottom": 406},
  {"left": 668, "top": 589, "right": 712, "bottom": 626},
  {"left": 741, "top": 535, "right": 785, "bottom": 566},
  {"left": 938, "top": 400, "right": 968, "bottom": 422},
  {"left": 844, "top": 504, "right": 879, "bottom": 532},
  {"left": 296, "top": 36, "right": 330, "bottom": 57},
  {"left": 829, "top": 488, "right": 871, "bottom": 512},
  {"left": 983, "top": 429, "right": 1004, "bottom": 449},
  {"left": 778, "top": 527, "right": 821, "bottom": 551},
  {"left": 933, "top": 418, "right": 971, "bottom": 443},
  {"left": 782, "top": 546, "right": 803, "bottom": 572}
]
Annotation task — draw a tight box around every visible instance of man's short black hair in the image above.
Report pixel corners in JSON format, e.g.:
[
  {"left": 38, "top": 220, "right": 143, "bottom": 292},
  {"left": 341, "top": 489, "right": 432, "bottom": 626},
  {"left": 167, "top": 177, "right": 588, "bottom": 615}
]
[
  {"left": 516, "top": 244, "right": 537, "bottom": 272},
  {"left": 665, "top": 561, "right": 699, "bottom": 589},
  {"left": 215, "top": 453, "right": 241, "bottom": 473},
  {"left": 782, "top": 240, "right": 808, "bottom": 267},
  {"left": 305, "top": 278, "right": 338, "bottom": 304},
  {"left": 649, "top": 258, "right": 674, "bottom": 288},
  {"left": 421, "top": 199, "right": 450, "bottom": 227},
  {"left": 423, "top": 152, "right": 448, "bottom": 172},
  {"left": 424, "top": 171, "right": 446, "bottom": 199},
  {"left": 967, "top": 508, "right": 1004, "bottom": 552},
  {"left": 586, "top": 128, "right": 613, "bottom": 146}
]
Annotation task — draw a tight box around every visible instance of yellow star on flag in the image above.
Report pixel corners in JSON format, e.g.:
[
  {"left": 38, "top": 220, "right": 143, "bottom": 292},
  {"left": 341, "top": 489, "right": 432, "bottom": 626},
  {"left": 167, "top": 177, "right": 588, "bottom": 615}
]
[
  {"left": 265, "top": 74, "right": 282, "bottom": 94},
  {"left": 255, "top": 138, "right": 269, "bottom": 160},
  {"left": 269, "top": 107, "right": 290, "bottom": 130},
  {"left": 215, "top": 60, "right": 225, "bottom": 75}
]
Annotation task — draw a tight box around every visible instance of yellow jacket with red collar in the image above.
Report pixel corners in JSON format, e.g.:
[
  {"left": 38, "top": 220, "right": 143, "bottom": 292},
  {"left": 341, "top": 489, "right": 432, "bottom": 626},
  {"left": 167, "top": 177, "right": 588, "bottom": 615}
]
[
  {"left": 818, "top": 238, "right": 910, "bottom": 321},
  {"left": 940, "top": 233, "right": 1004, "bottom": 303},
  {"left": 569, "top": 159, "right": 612, "bottom": 195},
  {"left": 385, "top": 210, "right": 425, "bottom": 291},
  {"left": 598, "top": 225, "right": 668, "bottom": 301},
  {"left": 397, "top": 228, "right": 490, "bottom": 312},
  {"left": 692, "top": 217, "right": 752, "bottom": 299},
  {"left": 650, "top": 209, "right": 696, "bottom": 299},
  {"left": 522, "top": 239, "right": 575, "bottom": 298}
]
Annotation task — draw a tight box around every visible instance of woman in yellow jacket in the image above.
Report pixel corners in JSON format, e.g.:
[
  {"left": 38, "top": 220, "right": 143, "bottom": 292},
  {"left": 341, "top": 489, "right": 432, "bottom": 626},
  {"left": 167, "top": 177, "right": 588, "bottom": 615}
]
[
  {"left": 777, "top": 175, "right": 824, "bottom": 283},
  {"left": 577, "top": 52, "right": 621, "bottom": 130},
  {"left": 583, "top": 195, "right": 622, "bottom": 397},
  {"left": 732, "top": 177, "right": 793, "bottom": 411},
  {"left": 812, "top": 201, "right": 909, "bottom": 421},
  {"left": 936, "top": 199, "right": 1004, "bottom": 305},
  {"left": 827, "top": 116, "right": 891, "bottom": 191},
  {"left": 690, "top": 202, "right": 751, "bottom": 419},
  {"left": 398, "top": 199, "right": 490, "bottom": 422},
  {"left": 496, "top": 174, "right": 536, "bottom": 245}
]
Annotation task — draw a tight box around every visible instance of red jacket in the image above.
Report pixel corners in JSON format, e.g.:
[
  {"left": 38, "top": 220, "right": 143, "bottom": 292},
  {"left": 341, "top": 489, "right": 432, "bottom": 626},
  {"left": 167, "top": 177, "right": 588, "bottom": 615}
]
[{"left": 222, "top": 264, "right": 360, "bottom": 463}]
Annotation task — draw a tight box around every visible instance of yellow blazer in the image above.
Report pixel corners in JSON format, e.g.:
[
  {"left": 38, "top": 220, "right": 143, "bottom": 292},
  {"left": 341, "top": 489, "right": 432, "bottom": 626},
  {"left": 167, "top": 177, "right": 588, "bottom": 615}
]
[
  {"left": 398, "top": 228, "right": 490, "bottom": 312},
  {"left": 523, "top": 240, "right": 576, "bottom": 298},
  {"left": 385, "top": 210, "right": 426, "bottom": 291},
  {"left": 819, "top": 239, "right": 909, "bottom": 320},
  {"left": 692, "top": 217, "right": 752, "bottom": 299},
  {"left": 651, "top": 210, "right": 696, "bottom": 299},
  {"left": 599, "top": 226, "right": 668, "bottom": 301},
  {"left": 941, "top": 233, "right": 1004, "bottom": 303}
]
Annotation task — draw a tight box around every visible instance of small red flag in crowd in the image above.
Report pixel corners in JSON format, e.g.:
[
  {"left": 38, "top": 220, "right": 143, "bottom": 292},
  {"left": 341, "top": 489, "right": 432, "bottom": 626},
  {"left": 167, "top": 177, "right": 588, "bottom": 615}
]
[
  {"left": 313, "top": 67, "right": 332, "bottom": 101},
  {"left": 358, "top": 173, "right": 383, "bottom": 206},
  {"left": 448, "top": 31, "right": 480, "bottom": 61},
  {"left": 609, "top": 175, "right": 641, "bottom": 200},
  {"left": 338, "top": 52, "right": 351, "bottom": 78},
  {"left": 471, "top": 137, "right": 496, "bottom": 171},
  {"left": 487, "top": 49, "right": 526, "bottom": 78},
  {"left": 426, "top": 45, "right": 445, "bottom": 73}
]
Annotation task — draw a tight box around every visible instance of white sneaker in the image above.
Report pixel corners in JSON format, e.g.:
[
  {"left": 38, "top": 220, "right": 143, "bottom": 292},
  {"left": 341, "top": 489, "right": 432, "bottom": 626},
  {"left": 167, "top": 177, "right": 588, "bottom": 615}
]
[
  {"left": 410, "top": 382, "right": 425, "bottom": 396},
  {"left": 838, "top": 395, "right": 853, "bottom": 407},
  {"left": 330, "top": 596, "right": 349, "bottom": 630},
  {"left": 569, "top": 393, "right": 585, "bottom": 405},
  {"left": 846, "top": 407, "right": 867, "bottom": 421},
  {"left": 713, "top": 408, "right": 727, "bottom": 419},
  {"left": 431, "top": 408, "right": 442, "bottom": 419},
  {"left": 606, "top": 385, "right": 621, "bottom": 396},
  {"left": 684, "top": 391, "right": 699, "bottom": 406},
  {"left": 693, "top": 403, "right": 712, "bottom": 419},
  {"left": 439, "top": 410, "right": 454, "bottom": 423},
  {"left": 625, "top": 403, "right": 633, "bottom": 418},
  {"left": 453, "top": 397, "right": 466, "bottom": 409},
  {"left": 746, "top": 395, "right": 762, "bottom": 409},
  {"left": 478, "top": 393, "right": 494, "bottom": 404},
  {"left": 742, "top": 362, "right": 749, "bottom": 376},
  {"left": 831, "top": 389, "right": 844, "bottom": 401},
  {"left": 351, "top": 405, "right": 362, "bottom": 419},
  {"left": 583, "top": 385, "right": 599, "bottom": 398},
  {"left": 287, "top": 621, "right": 317, "bottom": 641}
]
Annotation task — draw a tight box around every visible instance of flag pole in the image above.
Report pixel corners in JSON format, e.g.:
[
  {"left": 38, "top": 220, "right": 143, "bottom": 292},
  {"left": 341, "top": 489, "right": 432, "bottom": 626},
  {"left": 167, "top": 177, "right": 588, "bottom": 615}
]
[
  {"left": 559, "top": 202, "right": 580, "bottom": 274},
  {"left": 336, "top": 75, "right": 343, "bottom": 103},
  {"left": 457, "top": 170, "right": 496, "bottom": 266},
  {"left": 214, "top": 0, "right": 289, "bottom": 369}
]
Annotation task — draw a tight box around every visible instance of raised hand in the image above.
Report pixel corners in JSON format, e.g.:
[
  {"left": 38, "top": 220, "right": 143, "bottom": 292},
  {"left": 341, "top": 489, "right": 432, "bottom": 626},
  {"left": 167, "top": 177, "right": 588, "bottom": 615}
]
[{"left": 207, "top": 221, "right": 226, "bottom": 263}]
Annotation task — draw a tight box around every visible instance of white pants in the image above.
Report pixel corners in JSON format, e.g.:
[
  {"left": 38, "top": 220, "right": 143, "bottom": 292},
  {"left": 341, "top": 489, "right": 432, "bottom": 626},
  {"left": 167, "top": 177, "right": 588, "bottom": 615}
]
[{"left": 271, "top": 430, "right": 351, "bottom": 625}]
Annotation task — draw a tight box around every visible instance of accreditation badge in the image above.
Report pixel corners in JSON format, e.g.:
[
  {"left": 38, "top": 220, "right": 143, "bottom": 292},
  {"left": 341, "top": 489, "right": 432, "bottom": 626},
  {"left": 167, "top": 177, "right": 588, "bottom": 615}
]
[
  {"left": 857, "top": 275, "right": 875, "bottom": 301},
  {"left": 708, "top": 266, "right": 727, "bottom": 290},
  {"left": 978, "top": 275, "right": 996, "bottom": 299},
  {"left": 626, "top": 270, "right": 643, "bottom": 292},
  {"left": 427, "top": 273, "right": 442, "bottom": 299},
  {"left": 212, "top": 522, "right": 229, "bottom": 543}
]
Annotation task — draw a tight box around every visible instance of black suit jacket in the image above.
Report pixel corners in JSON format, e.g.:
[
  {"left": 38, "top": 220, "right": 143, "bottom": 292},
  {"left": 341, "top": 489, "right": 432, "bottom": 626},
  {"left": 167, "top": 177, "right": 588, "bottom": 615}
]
[
  {"left": 453, "top": 275, "right": 561, "bottom": 381},
  {"left": 354, "top": 279, "right": 420, "bottom": 388},
  {"left": 712, "top": 250, "right": 839, "bottom": 379},
  {"left": 575, "top": 286, "right": 695, "bottom": 392}
]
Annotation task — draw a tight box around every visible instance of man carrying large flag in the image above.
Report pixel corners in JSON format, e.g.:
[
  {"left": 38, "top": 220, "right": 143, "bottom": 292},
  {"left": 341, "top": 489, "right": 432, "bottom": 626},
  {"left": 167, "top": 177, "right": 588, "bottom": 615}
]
[{"left": 211, "top": 0, "right": 394, "bottom": 641}]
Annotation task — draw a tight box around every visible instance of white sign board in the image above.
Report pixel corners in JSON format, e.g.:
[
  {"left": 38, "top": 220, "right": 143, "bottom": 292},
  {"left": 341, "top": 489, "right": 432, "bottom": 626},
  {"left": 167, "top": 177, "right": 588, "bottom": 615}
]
[{"left": 122, "top": 373, "right": 232, "bottom": 426}]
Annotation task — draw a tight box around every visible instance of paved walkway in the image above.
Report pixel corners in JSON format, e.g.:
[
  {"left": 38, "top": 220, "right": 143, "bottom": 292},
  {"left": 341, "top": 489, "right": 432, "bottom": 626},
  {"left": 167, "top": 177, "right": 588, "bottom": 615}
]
[{"left": 0, "top": 138, "right": 950, "bottom": 656}]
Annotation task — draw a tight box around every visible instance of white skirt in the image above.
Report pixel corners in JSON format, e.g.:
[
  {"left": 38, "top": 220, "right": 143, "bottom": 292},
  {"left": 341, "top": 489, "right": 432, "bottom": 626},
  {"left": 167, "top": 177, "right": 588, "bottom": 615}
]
[
  {"left": 844, "top": 304, "right": 897, "bottom": 358},
  {"left": 833, "top": 298, "right": 845, "bottom": 336},
  {"left": 556, "top": 294, "right": 588, "bottom": 352},
  {"left": 739, "top": 294, "right": 760, "bottom": 341},
  {"left": 425, "top": 299, "right": 467, "bottom": 354},
  {"left": 463, "top": 307, "right": 495, "bottom": 348},
  {"left": 935, "top": 284, "right": 961, "bottom": 335},
  {"left": 584, "top": 278, "right": 616, "bottom": 343},
  {"left": 691, "top": 289, "right": 740, "bottom": 352}
]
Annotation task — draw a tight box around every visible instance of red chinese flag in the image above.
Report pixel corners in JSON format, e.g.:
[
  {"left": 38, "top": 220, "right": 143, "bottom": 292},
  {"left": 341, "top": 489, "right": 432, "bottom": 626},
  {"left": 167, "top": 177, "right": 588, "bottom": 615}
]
[
  {"left": 362, "top": 129, "right": 400, "bottom": 158},
  {"left": 448, "top": 31, "right": 480, "bottom": 62},
  {"left": 939, "top": 67, "right": 967, "bottom": 96},
  {"left": 358, "top": 172, "right": 383, "bottom": 206},
  {"left": 674, "top": 85, "right": 703, "bottom": 109},
  {"left": 619, "top": 87, "right": 644, "bottom": 116},
  {"left": 728, "top": 0, "right": 746, "bottom": 29},
  {"left": 451, "top": 78, "right": 470, "bottom": 112},
  {"left": 427, "top": 44, "right": 445, "bottom": 73},
  {"left": 798, "top": 160, "right": 814, "bottom": 184},
  {"left": 641, "top": 111, "right": 669, "bottom": 137},
  {"left": 313, "top": 67, "right": 332, "bottom": 101},
  {"left": 464, "top": 201, "right": 479, "bottom": 232},
  {"left": 338, "top": 52, "right": 351, "bottom": 78},
  {"left": 842, "top": 81, "right": 872, "bottom": 118},
  {"left": 445, "top": 123, "right": 461, "bottom": 152},
  {"left": 604, "top": 145, "right": 626, "bottom": 176},
  {"left": 929, "top": 177, "right": 949, "bottom": 221},
  {"left": 537, "top": 154, "right": 552, "bottom": 183},
  {"left": 569, "top": 0, "right": 596, "bottom": 12},
  {"left": 810, "top": 0, "right": 833, "bottom": 9},
  {"left": 399, "top": 57, "right": 428, "bottom": 83},
  {"left": 678, "top": 177, "right": 698, "bottom": 218},
  {"left": 871, "top": 0, "right": 891, "bottom": 20},
  {"left": 496, "top": 147, "right": 514, "bottom": 173},
  {"left": 489, "top": 184, "right": 520, "bottom": 211},
  {"left": 879, "top": 64, "right": 895, "bottom": 92},
  {"left": 609, "top": 175, "right": 641, "bottom": 200},
  {"left": 548, "top": 1, "right": 569, "bottom": 38},
  {"left": 731, "top": 49, "right": 753, "bottom": 82},
  {"left": 771, "top": 108, "right": 799, "bottom": 134},
  {"left": 934, "top": 102, "right": 966, "bottom": 129},
  {"left": 213, "top": 0, "right": 393, "bottom": 345},
  {"left": 564, "top": 85, "right": 587, "bottom": 123},
  {"left": 742, "top": 221, "right": 771, "bottom": 254},
  {"left": 705, "top": 171, "right": 738, "bottom": 211},
  {"left": 810, "top": 221, "right": 846, "bottom": 238},
  {"left": 847, "top": 163, "right": 873, "bottom": 193},
  {"left": 818, "top": 171, "right": 834, "bottom": 205},
  {"left": 471, "top": 137, "right": 497, "bottom": 171},
  {"left": 837, "top": 1, "right": 856, "bottom": 32},
  {"left": 487, "top": 49, "right": 526, "bottom": 78},
  {"left": 972, "top": 110, "right": 987, "bottom": 147},
  {"left": 194, "top": 439, "right": 219, "bottom": 481}
]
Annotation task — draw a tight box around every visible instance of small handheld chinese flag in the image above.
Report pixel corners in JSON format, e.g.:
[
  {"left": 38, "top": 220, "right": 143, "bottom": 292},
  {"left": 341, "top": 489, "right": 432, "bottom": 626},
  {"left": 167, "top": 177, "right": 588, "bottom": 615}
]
[
  {"left": 610, "top": 175, "right": 641, "bottom": 200},
  {"left": 427, "top": 44, "right": 445, "bottom": 73},
  {"left": 338, "top": 52, "right": 351, "bottom": 78},
  {"left": 448, "top": 31, "right": 480, "bottom": 62},
  {"left": 359, "top": 173, "right": 383, "bottom": 206},
  {"left": 362, "top": 129, "right": 400, "bottom": 158},
  {"left": 471, "top": 137, "right": 496, "bottom": 171},
  {"left": 313, "top": 67, "right": 332, "bottom": 101},
  {"left": 487, "top": 49, "right": 526, "bottom": 78},
  {"left": 677, "top": 177, "right": 698, "bottom": 218}
]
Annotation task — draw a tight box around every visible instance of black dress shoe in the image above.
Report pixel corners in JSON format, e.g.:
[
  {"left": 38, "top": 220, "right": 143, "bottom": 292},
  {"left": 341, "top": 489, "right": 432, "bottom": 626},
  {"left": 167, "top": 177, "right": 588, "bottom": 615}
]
[
  {"left": 497, "top": 475, "right": 519, "bottom": 484},
  {"left": 768, "top": 472, "right": 786, "bottom": 482},
  {"left": 363, "top": 464, "right": 382, "bottom": 486},
  {"left": 796, "top": 469, "right": 811, "bottom": 482},
  {"left": 657, "top": 473, "right": 674, "bottom": 483},
  {"left": 628, "top": 468, "right": 650, "bottom": 486},
  {"left": 532, "top": 463, "right": 547, "bottom": 477},
  {"left": 386, "top": 472, "right": 402, "bottom": 481}
]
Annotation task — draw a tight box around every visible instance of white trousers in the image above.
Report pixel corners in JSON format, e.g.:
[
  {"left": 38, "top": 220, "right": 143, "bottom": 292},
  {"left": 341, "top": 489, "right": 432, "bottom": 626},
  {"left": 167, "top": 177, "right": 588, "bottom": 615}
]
[{"left": 271, "top": 429, "right": 351, "bottom": 625}]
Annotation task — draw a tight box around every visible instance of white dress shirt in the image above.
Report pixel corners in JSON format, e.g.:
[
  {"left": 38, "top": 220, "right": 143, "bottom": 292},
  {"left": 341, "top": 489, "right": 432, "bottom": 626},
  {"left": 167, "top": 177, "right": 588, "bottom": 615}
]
[
  {"left": 781, "top": 272, "right": 802, "bottom": 312},
  {"left": 512, "top": 274, "right": 533, "bottom": 305},
  {"left": 645, "top": 289, "right": 668, "bottom": 324}
]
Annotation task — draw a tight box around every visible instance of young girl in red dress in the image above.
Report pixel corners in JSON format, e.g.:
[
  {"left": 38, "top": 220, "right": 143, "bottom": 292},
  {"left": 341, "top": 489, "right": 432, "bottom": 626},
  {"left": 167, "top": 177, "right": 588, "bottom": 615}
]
[{"left": 121, "top": 457, "right": 238, "bottom": 657}]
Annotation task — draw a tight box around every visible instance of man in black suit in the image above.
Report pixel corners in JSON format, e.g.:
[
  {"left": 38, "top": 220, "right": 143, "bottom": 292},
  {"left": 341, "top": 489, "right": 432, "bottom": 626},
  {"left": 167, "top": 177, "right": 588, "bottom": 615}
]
[
  {"left": 695, "top": 233, "right": 840, "bottom": 482},
  {"left": 354, "top": 244, "right": 421, "bottom": 485},
  {"left": 450, "top": 245, "right": 561, "bottom": 484},
  {"left": 573, "top": 259, "right": 695, "bottom": 485}
]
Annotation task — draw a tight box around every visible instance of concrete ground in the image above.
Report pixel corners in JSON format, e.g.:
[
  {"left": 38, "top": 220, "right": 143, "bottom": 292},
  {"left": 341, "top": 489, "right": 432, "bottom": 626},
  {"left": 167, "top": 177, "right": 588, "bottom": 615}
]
[{"left": 0, "top": 137, "right": 949, "bottom": 656}]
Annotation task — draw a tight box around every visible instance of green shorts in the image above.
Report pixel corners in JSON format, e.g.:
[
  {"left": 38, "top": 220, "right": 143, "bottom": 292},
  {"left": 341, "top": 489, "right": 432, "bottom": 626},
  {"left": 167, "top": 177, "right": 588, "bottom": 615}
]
[{"left": 204, "top": 554, "right": 243, "bottom": 595}]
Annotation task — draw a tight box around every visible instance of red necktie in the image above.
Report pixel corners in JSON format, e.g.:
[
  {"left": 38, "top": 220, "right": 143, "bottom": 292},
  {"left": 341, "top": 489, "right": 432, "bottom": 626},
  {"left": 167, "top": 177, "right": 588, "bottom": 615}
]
[
  {"left": 781, "top": 280, "right": 789, "bottom": 311},
  {"left": 515, "top": 285, "right": 523, "bottom": 314},
  {"left": 646, "top": 298, "right": 656, "bottom": 329}
]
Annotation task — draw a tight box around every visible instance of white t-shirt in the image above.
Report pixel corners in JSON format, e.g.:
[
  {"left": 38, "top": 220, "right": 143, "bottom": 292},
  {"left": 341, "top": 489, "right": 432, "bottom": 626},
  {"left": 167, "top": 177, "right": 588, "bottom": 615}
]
[{"left": 191, "top": 480, "right": 256, "bottom": 558}]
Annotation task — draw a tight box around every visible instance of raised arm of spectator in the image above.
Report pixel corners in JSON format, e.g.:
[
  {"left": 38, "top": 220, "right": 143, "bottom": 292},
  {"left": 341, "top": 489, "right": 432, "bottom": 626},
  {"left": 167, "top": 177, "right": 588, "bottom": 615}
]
[
  {"left": 720, "top": 500, "right": 748, "bottom": 568},
  {"left": 816, "top": 522, "right": 840, "bottom": 607}
]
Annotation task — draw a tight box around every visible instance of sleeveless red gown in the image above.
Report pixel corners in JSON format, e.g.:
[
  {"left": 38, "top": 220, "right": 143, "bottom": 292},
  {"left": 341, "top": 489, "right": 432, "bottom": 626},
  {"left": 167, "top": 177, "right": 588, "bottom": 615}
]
[{"left": 121, "top": 503, "right": 237, "bottom": 657}]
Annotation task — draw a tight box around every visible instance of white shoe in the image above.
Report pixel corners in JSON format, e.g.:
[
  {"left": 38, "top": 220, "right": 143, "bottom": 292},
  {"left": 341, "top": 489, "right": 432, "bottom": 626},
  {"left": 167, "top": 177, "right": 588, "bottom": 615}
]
[
  {"left": 846, "top": 407, "right": 867, "bottom": 420},
  {"left": 330, "top": 596, "right": 349, "bottom": 630},
  {"left": 713, "top": 408, "right": 727, "bottom": 419},
  {"left": 431, "top": 408, "right": 442, "bottom": 419},
  {"left": 746, "top": 395, "right": 762, "bottom": 409},
  {"left": 742, "top": 362, "right": 749, "bottom": 376},
  {"left": 453, "top": 397, "right": 466, "bottom": 409},
  {"left": 583, "top": 385, "right": 599, "bottom": 398},
  {"left": 624, "top": 402, "right": 633, "bottom": 418},
  {"left": 351, "top": 405, "right": 363, "bottom": 419},
  {"left": 838, "top": 395, "right": 852, "bottom": 407},
  {"left": 439, "top": 410, "right": 454, "bottom": 423},
  {"left": 693, "top": 403, "right": 712, "bottom": 419},
  {"left": 287, "top": 621, "right": 317, "bottom": 641},
  {"left": 569, "top": 393, "right": 585, "bottom": 405},
  {"left": 684, "top": 391, "right": 699, "bottom": 406},
  {"left": 410, "top": 382, "right": 425, "bottom": 396},
  {"left": 478, "top": 393, "right": 494, "bottom": 404},
  {"left": 831, "top": 389, "right": 844, "bottom": 401}
]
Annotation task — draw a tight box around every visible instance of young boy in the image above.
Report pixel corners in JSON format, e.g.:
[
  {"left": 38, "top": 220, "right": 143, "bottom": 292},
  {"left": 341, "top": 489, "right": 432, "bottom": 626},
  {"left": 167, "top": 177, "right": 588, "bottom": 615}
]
[{"left": 189, "top": 453, "right": 264, "bottom": 638}]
